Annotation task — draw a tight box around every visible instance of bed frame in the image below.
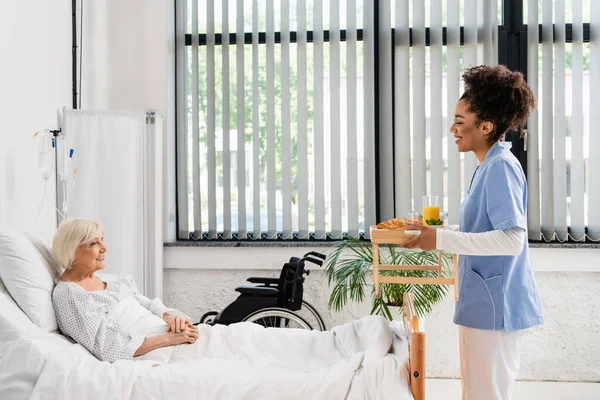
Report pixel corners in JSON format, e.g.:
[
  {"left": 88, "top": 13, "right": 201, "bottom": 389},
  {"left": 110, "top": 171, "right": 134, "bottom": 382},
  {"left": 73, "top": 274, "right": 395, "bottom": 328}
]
[
  {"left": 402, "top": 292, "right": 426, "bottom": 400},
  {"left": 370, "top": 226, "right": 460, "bottom": 400}
]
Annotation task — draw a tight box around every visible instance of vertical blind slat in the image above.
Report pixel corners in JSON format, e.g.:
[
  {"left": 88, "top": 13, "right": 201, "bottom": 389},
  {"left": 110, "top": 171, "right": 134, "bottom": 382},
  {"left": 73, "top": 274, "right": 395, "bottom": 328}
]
[
  {"left": 571, "top": 0, "right": 585, "bottom": 241},
  {"left": 313, "top": 0, "right": 325, "bottom": 239},
  {"left": 191, "top": 0, "right": 201, "bottom": 238},
  {"left": 363, "top": 0, "right": 377, "bottom": 237},
  {"left": 281, "top": 1, "right": 292, "bottom": 238},
  {"left": 482, "top": 0, "right": 498, "bottom": 65},
  {"left": 554, "top": 0, "right": 568, "bottom": 241},
  {"left": 589, "top": 0, "right": 600, "bottom": 240},
  {"left": 236, "top": 0, "right": 246, "bottom": 238},
  {"left": 176, "top": 0, "right": 189, "bottom": 239},
  {"left": 412, "top": 0, "right": 426, "bottom": 210},
  {"left": 446, "top": 0, "right": 461, "bottom": 225},
  {"left": 330, "top": 0, "right": 342, "bottom": 238},
  {"left": 491, "top": 0, "right": 499, "bottom": 65},
  {"left": 252, "top": 0, "right": 261, "bottom": 239},
  {"left": 430, "top": 1, "right": 444, "bottom": 204},
  {"left": 541, "top": 0, "right": 555, "bottom": 240},
  {"left": 527, "top": 0, "right": 541, "bottom": 240},
  {"left": 463, "top": 0, "right": 478, "bottom": 198},
  {"left": 346, "top": 0, "right": 359, "bottom": 237},
  {"left": 297, "top": 0, "right": 308, "bottom": 238},
  {"left": 222, "top": 0, "right": 232, "bottom": 238},
  {"left": 394, "top": 0, "right": 412, "bottom": 218},
  {"left": 266, "top": 0, "right": 276, "bottom": 238},
  {"left": 378, "top": 0, "right": 394, "bottom": 221},
  {"left": 207, "top": 0, "right": 217, "bottom": 238}
]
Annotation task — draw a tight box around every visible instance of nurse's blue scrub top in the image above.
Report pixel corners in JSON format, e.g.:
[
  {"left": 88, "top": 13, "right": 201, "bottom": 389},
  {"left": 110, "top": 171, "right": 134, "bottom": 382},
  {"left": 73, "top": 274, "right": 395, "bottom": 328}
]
[{"left": 454, "top": 142, "right": 544, "bottom": 332}]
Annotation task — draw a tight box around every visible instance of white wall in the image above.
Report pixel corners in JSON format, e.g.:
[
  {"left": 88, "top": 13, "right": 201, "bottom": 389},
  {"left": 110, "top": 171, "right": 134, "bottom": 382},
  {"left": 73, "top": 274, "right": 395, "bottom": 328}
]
[{"left": 0, "top": 1, "right": 71, "bottom": 233}]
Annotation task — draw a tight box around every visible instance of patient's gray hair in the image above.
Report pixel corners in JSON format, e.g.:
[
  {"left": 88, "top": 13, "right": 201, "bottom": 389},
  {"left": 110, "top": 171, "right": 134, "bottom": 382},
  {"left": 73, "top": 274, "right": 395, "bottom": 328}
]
[{"left": 52, "top": 218, "right": 102, "bottom": 272}]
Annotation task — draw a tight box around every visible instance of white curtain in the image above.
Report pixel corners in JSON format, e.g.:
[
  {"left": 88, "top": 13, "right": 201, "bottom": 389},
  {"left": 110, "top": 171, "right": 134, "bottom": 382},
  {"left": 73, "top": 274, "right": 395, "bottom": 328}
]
[
  {"left": 60, "top": 110, "right": 163, "bottom": 297},
  {"left": 527, "top": 0, "right": 598, "bottom": 242}
]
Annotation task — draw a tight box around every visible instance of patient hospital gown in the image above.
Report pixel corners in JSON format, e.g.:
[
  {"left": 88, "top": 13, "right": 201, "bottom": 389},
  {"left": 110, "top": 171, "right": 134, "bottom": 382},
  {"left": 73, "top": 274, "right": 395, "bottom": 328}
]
[{"left": 52, "top": 274, "right": 168, "bottom": 362}]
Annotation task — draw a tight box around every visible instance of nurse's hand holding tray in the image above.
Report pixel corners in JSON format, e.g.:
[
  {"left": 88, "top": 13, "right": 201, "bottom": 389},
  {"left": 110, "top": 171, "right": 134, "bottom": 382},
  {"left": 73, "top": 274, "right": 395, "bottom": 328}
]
[{"left": 400, "top": 222, "right": 438, "bottom": 252}]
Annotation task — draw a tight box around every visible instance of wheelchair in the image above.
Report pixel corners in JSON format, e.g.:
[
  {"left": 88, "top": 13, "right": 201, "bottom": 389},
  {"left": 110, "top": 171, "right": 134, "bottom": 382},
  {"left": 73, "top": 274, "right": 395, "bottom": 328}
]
[{"left": 198, "top": 252, "right": 327, "bottom": 331}]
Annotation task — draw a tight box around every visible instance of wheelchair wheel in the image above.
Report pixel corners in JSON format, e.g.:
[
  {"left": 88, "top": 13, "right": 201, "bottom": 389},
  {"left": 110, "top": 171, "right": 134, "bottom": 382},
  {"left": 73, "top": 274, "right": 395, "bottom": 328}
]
[
  {"left": 296, "top": 300, "right": 326, "bottom": 331},
  {"left": 199, "top": 311, "right": 219, "bottom": 325},
  {"left": 242, "top": 308, "right": 313, "bottom": 330}
]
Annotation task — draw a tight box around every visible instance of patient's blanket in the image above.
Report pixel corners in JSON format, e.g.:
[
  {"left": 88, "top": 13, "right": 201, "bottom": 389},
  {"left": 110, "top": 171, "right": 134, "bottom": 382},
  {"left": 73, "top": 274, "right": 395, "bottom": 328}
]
[{"left": 31, "top": 296, "right": 413, "bottom": 400}]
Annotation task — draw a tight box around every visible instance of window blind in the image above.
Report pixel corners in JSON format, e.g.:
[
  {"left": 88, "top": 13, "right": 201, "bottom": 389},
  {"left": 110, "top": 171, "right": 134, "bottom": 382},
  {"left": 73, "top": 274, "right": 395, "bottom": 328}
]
[
  {"left": 527, "top": 0, "right": 598, "bottom": 241},
  {"left": 177, "top": 0, "right": 376, "bottom": 240}
]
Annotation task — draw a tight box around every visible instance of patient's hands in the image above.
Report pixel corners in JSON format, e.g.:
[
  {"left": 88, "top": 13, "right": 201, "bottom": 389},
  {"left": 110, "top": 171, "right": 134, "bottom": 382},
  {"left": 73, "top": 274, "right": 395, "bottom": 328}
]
[
  {"left": 163, "top": 312, "right": 194, "bottom": 333},
  {"left": 135, "top": 324, "right": 200, "bottom": 357},
  {"left": 168, "top": 325, "right": 199, "bottom": 345},
  {"left": 162, "top": 313, "right": 198, "bottom": 345}
]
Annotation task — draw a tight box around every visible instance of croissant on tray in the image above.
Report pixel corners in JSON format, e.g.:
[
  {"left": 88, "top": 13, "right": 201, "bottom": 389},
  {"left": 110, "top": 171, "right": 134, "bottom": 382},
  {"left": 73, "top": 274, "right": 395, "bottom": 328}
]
[
  {"left": 376, "top": 218, "right": 407, "bottom": 229},
  {"left": 376, "top": 217, "right": 423, "bottom": 229}
]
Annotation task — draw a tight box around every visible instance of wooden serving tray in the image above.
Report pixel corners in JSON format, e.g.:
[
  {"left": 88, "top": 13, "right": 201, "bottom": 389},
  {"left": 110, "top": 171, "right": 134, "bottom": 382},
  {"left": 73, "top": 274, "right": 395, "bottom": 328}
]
[
  {"left": 370, "top": 225, "right": 420, "bottom": 244},
  {"left": 369, "top": 225, "right": 459, "bottom": 301}
]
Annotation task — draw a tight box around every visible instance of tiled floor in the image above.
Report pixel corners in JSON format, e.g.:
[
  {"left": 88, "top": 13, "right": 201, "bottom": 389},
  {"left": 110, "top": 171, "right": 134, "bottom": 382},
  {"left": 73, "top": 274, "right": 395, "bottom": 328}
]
[{"left": 427, "top": 379, "right": 600, "bottom": 399}]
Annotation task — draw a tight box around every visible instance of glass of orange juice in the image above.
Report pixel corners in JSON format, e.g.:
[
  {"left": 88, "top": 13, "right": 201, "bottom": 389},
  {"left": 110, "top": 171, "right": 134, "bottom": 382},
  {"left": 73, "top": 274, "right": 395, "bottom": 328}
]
[{"left": 422, "top": 195, "right": 440, "bottom": 226}]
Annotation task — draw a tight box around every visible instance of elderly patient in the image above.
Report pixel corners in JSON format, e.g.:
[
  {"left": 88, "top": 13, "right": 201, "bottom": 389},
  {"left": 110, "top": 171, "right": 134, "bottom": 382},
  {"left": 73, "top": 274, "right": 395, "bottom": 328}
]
[{"left": 52, "top": 218, "right": 198, "bottom": 362}]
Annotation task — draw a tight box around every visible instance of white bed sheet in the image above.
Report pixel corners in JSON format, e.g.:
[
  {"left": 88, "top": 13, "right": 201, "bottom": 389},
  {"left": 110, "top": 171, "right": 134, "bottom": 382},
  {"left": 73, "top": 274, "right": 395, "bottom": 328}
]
[{"left": 30, "top": 319, "right": 412, "bottom": 399}]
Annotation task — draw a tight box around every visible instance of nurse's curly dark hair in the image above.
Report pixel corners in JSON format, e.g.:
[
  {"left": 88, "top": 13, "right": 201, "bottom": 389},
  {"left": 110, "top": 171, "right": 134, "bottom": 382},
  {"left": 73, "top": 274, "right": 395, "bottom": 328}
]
[{"left": 460, "top": 65, "right": 536, "bottom": 143}]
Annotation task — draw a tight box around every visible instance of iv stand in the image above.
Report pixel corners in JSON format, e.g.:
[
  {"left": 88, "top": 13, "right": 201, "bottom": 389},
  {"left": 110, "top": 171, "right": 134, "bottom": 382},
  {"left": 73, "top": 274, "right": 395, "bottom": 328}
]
[{"left": 54, "top": 0, "right": 78, "bottom": 226}]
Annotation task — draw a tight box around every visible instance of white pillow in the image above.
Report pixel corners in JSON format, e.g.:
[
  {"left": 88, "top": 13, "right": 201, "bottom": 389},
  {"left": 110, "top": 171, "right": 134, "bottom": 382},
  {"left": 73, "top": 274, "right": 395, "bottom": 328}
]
[
  {"left": 0, "top": 226, "right": 58, "bottom": 331},
  {"left": 0, "top": 280, "right": 73, "bottom": 400},
  {"left": 24, "top": 232, "right": 58, "bottom": 274}
]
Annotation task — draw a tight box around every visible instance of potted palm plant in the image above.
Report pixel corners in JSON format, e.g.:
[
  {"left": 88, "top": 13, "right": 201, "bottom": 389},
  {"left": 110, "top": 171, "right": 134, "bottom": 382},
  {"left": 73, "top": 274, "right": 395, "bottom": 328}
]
[{"left": 324, "top": 237, "right": 453, "bottom": 321}]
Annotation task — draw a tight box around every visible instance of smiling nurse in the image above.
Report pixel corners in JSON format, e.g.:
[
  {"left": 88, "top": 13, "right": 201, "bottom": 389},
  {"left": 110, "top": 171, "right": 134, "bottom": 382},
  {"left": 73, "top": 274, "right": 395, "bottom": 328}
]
[{"left": 402, "top": 65, "right": 544, "bottom": 400}]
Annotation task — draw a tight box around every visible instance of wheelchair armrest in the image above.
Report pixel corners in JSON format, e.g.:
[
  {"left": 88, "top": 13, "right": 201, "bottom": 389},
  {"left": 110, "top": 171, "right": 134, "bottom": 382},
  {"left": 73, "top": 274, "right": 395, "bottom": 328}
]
[
  {"left": 304, "top": 256, "right": 323, "bottom": 266},
  {"left": 235, "top": 286, "right": 279, "bottom": 296},
  {"left": 304, "top": 251, "right": 327, "bottom": 260},
  {"left": 247, "top": 277, "right": 279, "bottom": 286}
]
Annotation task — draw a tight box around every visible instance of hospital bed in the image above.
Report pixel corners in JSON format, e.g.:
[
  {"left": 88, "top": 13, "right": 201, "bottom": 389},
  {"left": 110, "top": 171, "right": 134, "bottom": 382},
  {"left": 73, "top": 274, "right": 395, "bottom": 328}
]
[{"left": 0, "top": 226, "right": 424, "bottom": 400}]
